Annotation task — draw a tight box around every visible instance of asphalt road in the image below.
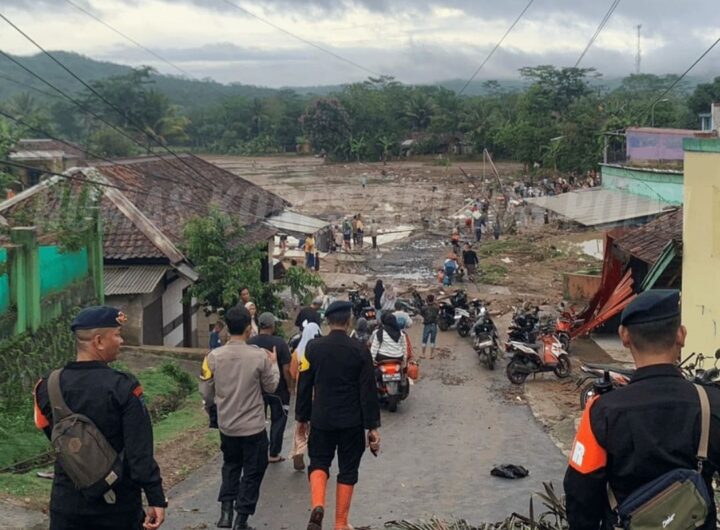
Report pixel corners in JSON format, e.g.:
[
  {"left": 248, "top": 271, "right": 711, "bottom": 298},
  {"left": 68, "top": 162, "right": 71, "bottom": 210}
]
[{"left": 164, "top": 326, "right": 567, "bottom": 530}]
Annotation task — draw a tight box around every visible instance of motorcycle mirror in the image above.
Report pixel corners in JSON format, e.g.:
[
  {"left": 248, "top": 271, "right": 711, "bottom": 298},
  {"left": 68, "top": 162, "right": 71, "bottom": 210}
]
[{"left": 715, "top": 349, "right": 720, "bottom": 360}]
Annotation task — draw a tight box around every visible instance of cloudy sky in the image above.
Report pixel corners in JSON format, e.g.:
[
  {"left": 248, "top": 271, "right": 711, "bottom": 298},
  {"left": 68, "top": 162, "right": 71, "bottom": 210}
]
[{"left": 2, "top": 0, "right": 720, "bottom": 87}]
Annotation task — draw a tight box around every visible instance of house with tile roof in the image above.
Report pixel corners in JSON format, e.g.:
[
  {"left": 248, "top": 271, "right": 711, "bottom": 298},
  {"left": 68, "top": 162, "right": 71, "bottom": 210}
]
[{"left": 0, "top": 154, "right": 289, "bottom": 347}]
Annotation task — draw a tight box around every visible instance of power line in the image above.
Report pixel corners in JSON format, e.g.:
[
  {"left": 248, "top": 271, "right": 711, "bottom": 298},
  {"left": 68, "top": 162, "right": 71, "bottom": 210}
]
[
  {"left": 0, "top": 12, "right": 216, "bottom": 189},
  {"left": 458, "top": 0, "right": 536, "bottom": 96},
  {"left": 637, "top": 36, "right": 720, "bottom": 125},
  {"left": 574, "top": 0, "right": 622, "bottom": 68},
  {"left": 217, "top": 0, "right": 381, "bottom": 78},
  {"left": 62, "top": 0, "right": 196, "bottom": 79},
  {"left": 0, "top": 70, "right": 63, "bottom": 100}
]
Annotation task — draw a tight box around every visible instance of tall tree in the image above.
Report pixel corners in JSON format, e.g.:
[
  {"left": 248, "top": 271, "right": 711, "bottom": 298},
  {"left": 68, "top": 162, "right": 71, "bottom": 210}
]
[{"left": 300, "top": 98, "right": 351, "bottom": 157}]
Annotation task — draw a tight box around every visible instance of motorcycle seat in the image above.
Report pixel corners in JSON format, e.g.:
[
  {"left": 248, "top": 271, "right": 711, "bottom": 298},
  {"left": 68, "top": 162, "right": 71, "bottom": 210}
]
[{"left": 583, "top": 362, "right": 635, "bottom": 377}]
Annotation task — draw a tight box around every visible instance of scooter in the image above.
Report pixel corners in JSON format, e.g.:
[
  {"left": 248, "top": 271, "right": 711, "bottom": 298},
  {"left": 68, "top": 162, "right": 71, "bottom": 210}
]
[
  {"left": 457, "top": 298, "right": 485, "bottom": 338},
  {"left": 505, "top": 329, "right": 571, "bottom": 385},
  {"left": 577, "top": 363, "right": 634, "bottom": 409},
  {"left": 555, "top": 303, "right": 584, "bottom": 352},
  {"left": 507, "top": 305, "right": 540, "bottom": 344},
  {"left": 471, "top": 302, "right": 501, "bottom": 370},
  {"left": 376, "top": 359, "right": 409, "bottom": 412},
  {"left": 438, "top": 290, "right": 469, "bottom": 331},
  {"left": 348, "top": 289, "right": 377, "bottom": 323}
]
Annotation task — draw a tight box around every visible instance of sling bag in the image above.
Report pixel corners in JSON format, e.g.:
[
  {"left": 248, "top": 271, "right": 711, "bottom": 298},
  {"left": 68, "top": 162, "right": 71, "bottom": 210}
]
[
  {"left": 608, "top": 384, "right": 713, "bottom": 530},
  {"left": 47, "top": 369, "right": 124, "bottom": 504}
]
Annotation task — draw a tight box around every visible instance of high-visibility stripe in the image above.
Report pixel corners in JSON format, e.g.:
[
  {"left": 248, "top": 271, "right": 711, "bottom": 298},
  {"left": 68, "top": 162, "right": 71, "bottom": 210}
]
[
  {"left": 33, "top": 379, "right": 49, "bottom": 430},
  {"left": 200, "top": 356, "right": 213, "bottom": 381},
  {"left": 568, "top": 397, "right": 607, "bottom": 474}
]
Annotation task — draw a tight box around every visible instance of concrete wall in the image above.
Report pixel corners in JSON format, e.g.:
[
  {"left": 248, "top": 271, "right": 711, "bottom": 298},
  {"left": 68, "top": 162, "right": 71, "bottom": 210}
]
[
  {"left": 601, "top": 164, "right": 684, "bottom": 205},
  {"left": 107, "top": 294, "right": 144, "bottom": 345},
  {"left": 627, "top": 129, "right": 695, "bottom": 161},
  {"left": 163, "top": 275, "right": 192, "bottom": 347},
  {"left": 682, "top": 138, "right": 720, "bottom": 356}
]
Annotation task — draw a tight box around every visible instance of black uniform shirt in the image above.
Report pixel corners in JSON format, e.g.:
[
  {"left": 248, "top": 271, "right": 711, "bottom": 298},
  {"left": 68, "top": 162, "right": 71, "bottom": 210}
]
[
  {"left": 295, "top": 330, "right": 381, "bottom": 431},
  {"left": 564, "top": 364, "right": 720, "bottom": 530},
  {"left": 248, "top": 334, "right": 292, "bottom": 404},
  {"left": 34, "top": 361, "right": 165, "bottom": 515}
]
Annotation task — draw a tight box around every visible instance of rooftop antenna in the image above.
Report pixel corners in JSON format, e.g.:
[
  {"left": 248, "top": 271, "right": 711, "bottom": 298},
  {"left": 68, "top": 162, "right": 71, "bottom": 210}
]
[{"left": 635, "top": 24, "right": 642, "bottom": 74}]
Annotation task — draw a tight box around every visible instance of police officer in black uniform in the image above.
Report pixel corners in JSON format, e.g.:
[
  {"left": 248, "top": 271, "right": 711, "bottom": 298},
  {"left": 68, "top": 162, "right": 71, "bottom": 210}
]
[
  {"left": 564, "top": 290, "right": 720, "bottom": 530},
  {"left": 296, "top": 300, "right": 381, "bottom": 530},
  {"left": 34, "top": 306, "right": 167, "bottom": 530}
]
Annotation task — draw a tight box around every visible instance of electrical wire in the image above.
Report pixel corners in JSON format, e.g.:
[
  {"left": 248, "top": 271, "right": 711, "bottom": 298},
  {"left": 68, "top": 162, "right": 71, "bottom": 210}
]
[
  {"left": 574, "top": 0, "right": 622, "bottom": 68},
  {"left": 217, "top": 0, "right": 381, "bottom": 78},
  {"left": 62, "top": 0, "right": 195, "bottom": 79},
  {"left": 0, "top": 70, "right": 63, "bottom": 100},
  {"left": 457, "top": 0, "right": 535, "bottom": 96},
  {"left": 0, "top": 12, "right": 216, "bottom": 189}
]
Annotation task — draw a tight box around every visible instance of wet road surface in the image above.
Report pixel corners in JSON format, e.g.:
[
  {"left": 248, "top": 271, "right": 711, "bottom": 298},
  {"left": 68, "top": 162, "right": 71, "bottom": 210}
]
[{"left": 164, "top": 326, "right": 567, "bottom": 530}]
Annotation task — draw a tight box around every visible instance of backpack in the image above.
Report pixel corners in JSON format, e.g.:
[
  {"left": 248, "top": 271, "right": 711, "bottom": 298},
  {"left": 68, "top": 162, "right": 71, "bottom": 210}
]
[
  {"left": 444, "top": 260, "right": 457, "bottom": 275},
  {"left": 48, "top": 369, "right": 124, "bottom": 504},
  {"left": 608, "top": 384, "right": 713, "bottom": 530}
]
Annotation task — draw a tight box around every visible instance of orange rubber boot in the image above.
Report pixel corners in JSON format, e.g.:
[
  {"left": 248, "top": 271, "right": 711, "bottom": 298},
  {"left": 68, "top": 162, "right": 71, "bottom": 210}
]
[
  {"left": 308, "top": 471, "right": 328, "bottom": 530},
  {"left": 334, "top": 483, "right": 355, "bottom": 530}
]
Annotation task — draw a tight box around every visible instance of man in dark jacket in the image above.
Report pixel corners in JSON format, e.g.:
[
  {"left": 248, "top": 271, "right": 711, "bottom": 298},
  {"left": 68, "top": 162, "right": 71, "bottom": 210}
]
[
  {"left": 296, "top": 300, "right": 381, "bottom": 530},
  {"left": 34, "top": 306, "right": 166, "bottom": 530},
  {"left": 294, "top": 297, "right": 323, "bottom": 332},
  {"left": 564, "top": 290, "right": 720, "bottom": 530}
]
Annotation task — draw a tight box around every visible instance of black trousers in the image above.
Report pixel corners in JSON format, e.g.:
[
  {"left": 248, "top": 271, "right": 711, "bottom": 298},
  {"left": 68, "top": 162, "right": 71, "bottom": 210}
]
[
  {"left": 264, "top": 395, "right": 288, "bottom": 458},
  {"left": 308, "top": 426, "right": 365, "bottom": 485},
  {"left": 371, "top": 236, "right": 377, "bottom": 249},
  {"left": 218, "top": 430, "right": 269, "bottom": 515},
  {"left": 50, "top": 509, "right": 143, "bottom": 530}
]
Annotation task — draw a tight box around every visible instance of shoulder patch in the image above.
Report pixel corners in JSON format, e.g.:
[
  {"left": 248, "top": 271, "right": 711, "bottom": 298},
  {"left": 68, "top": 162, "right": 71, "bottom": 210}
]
[
  {"left": 200, "top": 356, "right": 213, "bottom": 381},
  {"left": 33, "top": 379, "right": 49, "bottom": 430}
]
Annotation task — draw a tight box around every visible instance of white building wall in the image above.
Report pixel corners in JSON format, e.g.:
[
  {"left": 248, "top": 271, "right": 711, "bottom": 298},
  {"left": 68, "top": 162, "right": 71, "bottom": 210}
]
[{"left": 162, "top": 277, "right": 191, "bottom": 347}]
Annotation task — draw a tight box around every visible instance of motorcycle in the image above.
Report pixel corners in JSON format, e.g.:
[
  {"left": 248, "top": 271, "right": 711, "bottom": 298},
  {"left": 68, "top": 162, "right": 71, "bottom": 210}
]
[
  {"left": 507, "top": 305, "right": 540, "bottom": 344},
  {"left": 505, "top": 328, "right": 571, "bottom": 385},
  {"left": 681, "top": 350, "right": 720, "bottom": 385},
  {"left": 395, "top": 290, "right": 424, "bottom": 316},
  {"left": 471, "top": 302, "right": 501, "bottom": 370},
  {"left": 555, "top": 303, "right": 583, "bottom": 352},
  {"left": 456, "top": 298, "right": 484, "bottom": 338},
  {"left": 438, "top": 289, "right": 469, "bottom": 331},
  {"left": 348, "top": 289, "right": 377, "bottom": 323},
  {"left": 577, "top": 363, "right": 634, "bottom": 409},
  {"left": 376, "top": 359, "right": 410, "bottom": 412}
]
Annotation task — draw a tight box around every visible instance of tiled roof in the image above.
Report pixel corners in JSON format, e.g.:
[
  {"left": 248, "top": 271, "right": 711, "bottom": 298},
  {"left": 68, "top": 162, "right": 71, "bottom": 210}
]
[
  {"left": 614, "top": 208, "right": 683, "bottom": 265},
  {"left": 15, "top": 139, "right": 85, "bottom": 158}
]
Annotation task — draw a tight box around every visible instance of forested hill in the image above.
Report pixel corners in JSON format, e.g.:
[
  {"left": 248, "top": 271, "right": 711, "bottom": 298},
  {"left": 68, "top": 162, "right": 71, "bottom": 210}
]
[{"left": 0, "top": 51, "right": 278, "bottom": 110}]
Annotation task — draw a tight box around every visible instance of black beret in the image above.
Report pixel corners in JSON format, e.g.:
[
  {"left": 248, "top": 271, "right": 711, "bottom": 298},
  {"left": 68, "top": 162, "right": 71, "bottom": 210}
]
[
  {"left": 325, "top": 300, "right": 353, "bottom": 318},
  {"left": 71, "top": 306, "right": 127, "bottom": 332},
  {"left": 620, "top": 289, "right": 680, "bottom": 326}
]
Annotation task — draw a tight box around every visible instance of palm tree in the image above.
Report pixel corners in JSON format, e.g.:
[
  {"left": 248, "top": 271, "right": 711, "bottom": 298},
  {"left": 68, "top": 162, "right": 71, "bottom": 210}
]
[
  {"left": 349, "top": 135, "right": 366, "bottom": 161},
  {"left": 404, "top": 93, "right": 435, "bottom": 130},
  {"left": 377, "top": 135, "right": 395, "bottom": 164}
]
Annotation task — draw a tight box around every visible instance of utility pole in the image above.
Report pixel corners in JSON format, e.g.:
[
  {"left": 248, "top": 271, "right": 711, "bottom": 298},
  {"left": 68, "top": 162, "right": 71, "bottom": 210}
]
[{"left": 635, "top": 24, "right": 642, "bottom": 75}]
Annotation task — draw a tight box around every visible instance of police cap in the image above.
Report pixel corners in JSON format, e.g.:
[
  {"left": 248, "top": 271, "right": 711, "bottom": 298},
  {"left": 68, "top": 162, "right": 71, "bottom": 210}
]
[
  {"left": 620, "top": 289, "right": 680, "bottom": 326},
  {"left": 71, "top": 306, "right": 127, "bottom": 332},
  {"left": 324, "top": 300, "right": 353, "bottom": 319}
]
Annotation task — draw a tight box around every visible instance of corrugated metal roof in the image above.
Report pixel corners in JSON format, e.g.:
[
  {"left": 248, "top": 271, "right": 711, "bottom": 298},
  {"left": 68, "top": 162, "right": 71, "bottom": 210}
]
[
  {"left": 266, "top": 211, "right": 329, "bottom": 235},
  {"left": 527, "top": 189, "right": 671, "bottom": 227},
  {"left": 104, "top": 265, "right": 168, "bottom": 296},
  {"left": 10, "top": 150, "right": 66, "bottom": 160}
]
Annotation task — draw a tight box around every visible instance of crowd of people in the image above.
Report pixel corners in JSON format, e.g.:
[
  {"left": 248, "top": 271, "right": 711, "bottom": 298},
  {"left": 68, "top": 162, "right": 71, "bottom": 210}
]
[{"left": 330, "top": 214, "right": 380, "bottom": 252}]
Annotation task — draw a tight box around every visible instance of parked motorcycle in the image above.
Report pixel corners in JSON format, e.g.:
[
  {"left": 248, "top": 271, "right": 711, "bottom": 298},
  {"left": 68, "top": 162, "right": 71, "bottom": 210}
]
[
  {"left": 457, "top": 298, "right": 485, "bottom": 338},
  {"left": 471, "top": 302, "right": 501, "bottom": 370},
  {"left": 555, "top": 303, "right": 584, "bottom": 352},
  {"left": 682, "top": 350, "right": 720, "bottom": 385},
  {"left": 505, "top": 328, "right": 571, "bottom": 385},
  {"left": 507, "top": 305, "right": 540, "bottom": 344},
  {"left": 577, "top": 363, "right": 634, "bottom": 409},
  {"left": 348, "top": 289, "right": 377, "bottom": 323},
  {"left": 395, "top": 291, "right": 424, "bottom": 316},
  {"left": 376, "top": 359, "right": 410, "bottom": 412},
  {"left": 438, "top": 289, "right": 469, "bottom": 331}
]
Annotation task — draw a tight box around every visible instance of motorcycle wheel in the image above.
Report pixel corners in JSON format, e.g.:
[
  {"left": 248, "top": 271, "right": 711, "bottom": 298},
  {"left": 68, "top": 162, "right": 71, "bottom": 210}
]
[
  {"left": 558, "top": 333, "right": 571, "bottom": 352},
  {"left": 506, "top": 361, "right": 528, "bottom": 385},
  {"left": 487, "top": 352, "right": 496, "bottom": 371},
  {"left": 458, "top": 323, "right": 470, "bottom": 338},
  {"left": 438, "top": 319, "right": 450, "bottom": 332},
  {"left": 579, "top": 382, "right": 595, "bottom": 410},
  {"left": 388, "top": 396, "right": 399, "bottom": 413},
  {"left": 554, "top": 354, "right": 572, "bottom": 378}
]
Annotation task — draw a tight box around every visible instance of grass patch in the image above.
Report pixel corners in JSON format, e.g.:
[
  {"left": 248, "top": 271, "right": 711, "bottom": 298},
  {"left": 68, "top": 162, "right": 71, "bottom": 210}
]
[
  {"left": 153, "top": 393, "right": 207, "bottom": 444},
  {"left": 478, "top": 263, "right": 508, "bottom": 285},
  {"left": 478, "top": 239, "right": 527, "bottom": 257}
]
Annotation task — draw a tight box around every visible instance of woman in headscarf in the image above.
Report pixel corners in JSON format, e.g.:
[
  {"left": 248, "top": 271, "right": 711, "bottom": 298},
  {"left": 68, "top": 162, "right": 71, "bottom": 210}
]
[
  {"left": 373, "top": 279, "right": 385, "bottom": 310},
  {"left": 289, "top": 322, "right": 321, "bottom": 471},
  {"left": 350, "top": 317, "right": 371, "bottom": 345},
  {"left": 244, "top": 301, "right": 259, "bottom": 337},
  {"left": 369, "top": 312, "right": 407, "bottom": 364},
  {"left": 380, "top": 284, "right": 397, "bottom": 317}
]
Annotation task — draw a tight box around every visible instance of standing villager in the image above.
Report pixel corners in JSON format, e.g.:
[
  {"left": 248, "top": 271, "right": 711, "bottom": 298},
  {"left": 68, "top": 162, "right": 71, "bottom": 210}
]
[
  {"left": 350, "top": 317, "right": 371, "bottom": 345},
  {"left": 289, "top": 322, "right": 322, "bottom": 471},
  {"left": 443, "top": 254, "right": 458, "bottom": 286},
  {"left": 200, "top": 306, "right": 279, "bottom": 530},
  {"left": 380, "top": 284, "right": 397, "bottom": 317},
  {"left": 493, "top": 220, "right": 501, "bottom": 240},
  {"left": 373, "top": 279, "right": 385, "bottom": 311},
  {"left": 248, "top": 313, "right": 293, "bottom": 464},
  {"left": 239, "top": 287, "right": 251, "bottom": 306},
  {"left": 368, "top": 219, "right": 379, "bottom": 249},
  {"left": 304, "top": 234, "right": 316, "bottom": 269},
  {"left": 351, "top": 216, "right": 359, "bottom": 247},
  {"left": 296, "top": 301, "right": 381, "bottom": 530},
  {"left": 334, "top": 225, "right": 343, "bottom": 252},
  {"left": 295, "top": 297, "right": 323, "bottom": 333},
  {"left": 342, "top": 219, "right": 352, "bottom": 251},
  {"left": 33, "top": 306, "right": 167, "bottom": 530},
  {"left": 356, "top": 215, "right": 364, "bottom": 249},
  {"left": 564, "top": 290, "right": 720, "bottom": 530},
  {"left": 462, "top": 243, "right": 479, "bottom": 279},
  {"left": 244, "top": 302, "right": 259, "bottom": 338},
  {"left": 210, "top": 321, "right": 225, "bottom": 349},
  {"left": 420, "top": 295, "right": 439, "bottom": 359}
]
